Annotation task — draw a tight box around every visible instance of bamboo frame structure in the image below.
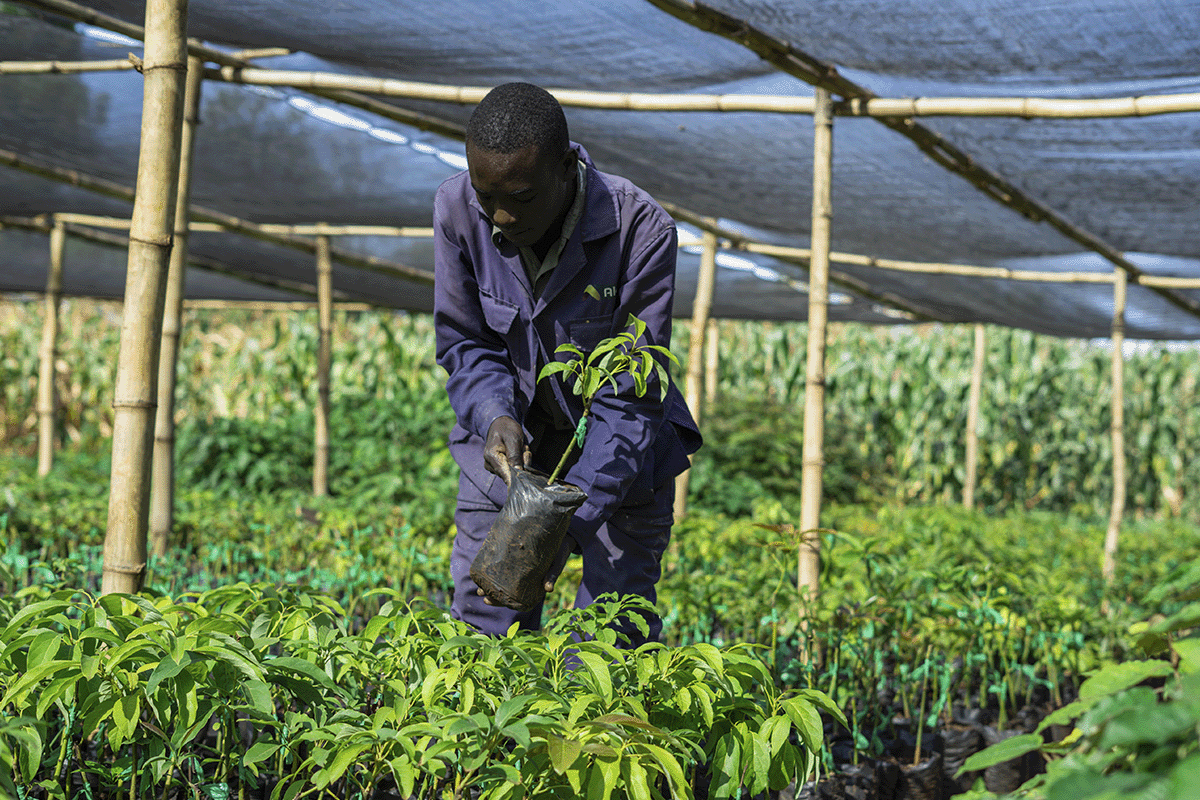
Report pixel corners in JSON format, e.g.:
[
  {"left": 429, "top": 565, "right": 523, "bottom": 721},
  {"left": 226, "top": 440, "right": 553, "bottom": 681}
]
[
  {"left": 1103, "top": 270, "right": 1127, "bottom": 584},
  {"left": 645, "top": 0, "right": 1200, "bottom": 324},
  {"left": 36, "top": 221, "right": 65, "bottom": 476},
  {"left": 102, "top": 0, "right": 188, "bottom": 596},
  {"left": 798, "top": 88, "right": 834, "bottom": 601},
  {"left": 964, "top": 324, "right": 985, "bottom": 510},
  {"left": 314, "top": 235, "right": 333, "bottom": 497},
  {"left": 150, "top": 54, "right": 204, "bottom": 559},
  {"left": 674, "top": 230, "right": 718, "bottom": 519}
]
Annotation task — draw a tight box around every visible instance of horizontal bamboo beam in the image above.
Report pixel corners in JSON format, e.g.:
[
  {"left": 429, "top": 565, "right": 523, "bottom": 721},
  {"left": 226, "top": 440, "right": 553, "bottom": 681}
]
[
  {"left": 252, "top": 223, "right": 435, "bottom": 237},
  {"left": 183, "top": 299, "right": 371, "bottom": 311},
  {"left": 51, "top": 213, "right": 435, "bottom": 239},
  {"left": 0, "top": 148, "right": 434, "bottom": 285},
  {"left": 227, "top": 47, "right": 292, "bottom": 60},
  {"left": 205, "top": 65, "right": 823, "bottom": 113},
  {"left": 0, "top": 57, "right": 135, "bottom": 74},
  {"left": 0, "top": 214, "right": 325, "bottom": 300},
  {"left": 10, "top": 54, "right": 1200, "bottom": 119},
  {"left": 840, "top": 93, "right": 1200, "bottom": 119},
  {"left": 662, "top": 201, "right": 933, "bottom": 321}
]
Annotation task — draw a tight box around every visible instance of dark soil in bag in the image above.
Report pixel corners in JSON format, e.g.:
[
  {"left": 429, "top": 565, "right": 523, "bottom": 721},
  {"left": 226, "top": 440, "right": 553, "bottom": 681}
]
[{"left": 470, "top": 466, "right": 586, "bottom": 611}]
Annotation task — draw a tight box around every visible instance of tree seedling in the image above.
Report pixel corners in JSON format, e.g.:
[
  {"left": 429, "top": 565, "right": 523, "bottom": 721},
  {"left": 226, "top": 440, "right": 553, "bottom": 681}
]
[{"left": 536, "top": 308, "right": 678, "bottom": 485}]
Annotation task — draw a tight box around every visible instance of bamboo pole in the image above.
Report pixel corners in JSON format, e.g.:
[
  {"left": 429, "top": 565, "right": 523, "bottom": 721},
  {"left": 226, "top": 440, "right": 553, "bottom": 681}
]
[
  {"left": 314, "top": 235, "right": 333, "bottom": 498},
  {"left": 704, "top": 317, "right": 719, "bottom": 408},
  {"left": 102, "top": 0, "right": 188, "bottom": 596},
  {"left": 798, "top": 87, "right": 834, "bottom": 601},
  {"left": 0, "top": 58, "right": 137, "bottom": 74},
  {"left": 674, "top": 230, "right": 718, "bottom": 519},
  {"left": 150, "top": 54, "right": 204, "bottom": 559},
  {"left": 964, "top": 324, "right": 985, "bottom": 509},
  {"left": 36, "top": 221, "right": 66, "bottom": 476},
  {"left": 1103, "top": 269, "right": 1127, "bottom": 584}
]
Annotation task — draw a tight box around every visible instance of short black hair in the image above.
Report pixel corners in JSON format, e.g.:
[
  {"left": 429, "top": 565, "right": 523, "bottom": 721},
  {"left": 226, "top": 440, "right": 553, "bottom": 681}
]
[{"left": 466, "top": 82, "right": 569, "bottom": 158}]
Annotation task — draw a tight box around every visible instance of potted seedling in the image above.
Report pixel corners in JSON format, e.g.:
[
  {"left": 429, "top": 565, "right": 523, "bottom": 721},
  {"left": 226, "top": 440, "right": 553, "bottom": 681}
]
[{"left": 470, "top": 311, "right": 679, "bottom": 611}]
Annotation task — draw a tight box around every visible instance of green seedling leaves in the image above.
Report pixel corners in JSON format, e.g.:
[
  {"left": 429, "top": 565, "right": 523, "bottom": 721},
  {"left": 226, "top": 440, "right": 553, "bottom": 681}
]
[
  {"left": 959, "top": 733, "right": 1043, "bottom": 774},
  {"left": 1078, "top": 660, "right": 1174, "bottom": 700}
]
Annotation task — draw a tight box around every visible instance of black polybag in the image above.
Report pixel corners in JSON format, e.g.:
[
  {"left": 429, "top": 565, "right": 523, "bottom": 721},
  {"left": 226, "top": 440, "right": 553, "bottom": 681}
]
[{"left": 470, "top": 466, "right": 587, "bottom": 612}]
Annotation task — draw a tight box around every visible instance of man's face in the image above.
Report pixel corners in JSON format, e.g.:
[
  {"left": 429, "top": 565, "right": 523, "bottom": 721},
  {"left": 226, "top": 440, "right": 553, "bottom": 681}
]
[{"left": 467, "top": 142, "right": 576, "bottom": 250}]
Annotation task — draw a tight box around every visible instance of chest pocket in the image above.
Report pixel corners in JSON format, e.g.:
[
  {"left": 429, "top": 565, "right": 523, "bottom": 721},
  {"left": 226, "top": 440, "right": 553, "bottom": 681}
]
[
  {"left": 568, "top": 316, "right": 614, "bottom": 353},
  {"left": 480, "top": 293, "right": 519, "bottom": 336}
]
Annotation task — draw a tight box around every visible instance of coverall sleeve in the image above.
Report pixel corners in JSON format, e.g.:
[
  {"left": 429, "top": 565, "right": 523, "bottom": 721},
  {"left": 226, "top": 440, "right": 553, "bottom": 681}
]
[
  {"left": 564, "top": 219, "right": 679, "bottom": 539},
  {"left": 433, "top": 192, "right": 522, "bottom": 440}
]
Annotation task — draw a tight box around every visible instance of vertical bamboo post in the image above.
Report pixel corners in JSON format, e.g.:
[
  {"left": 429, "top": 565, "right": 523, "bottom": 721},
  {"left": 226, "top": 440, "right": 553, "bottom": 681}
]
[
  {"left": 36, "top": 221, "right": 66, "bottom": 477},
  {"left": 102, "top": 0, "right": 188, "bottom": 595},
  {"left": 1103, "top": 270, "right": 1127, "bottom": 584},
  {"left": 798, "top": 87, "right": 834, "bottom": 601},
  {"left": 150, "top": 54, "right": 204, "bottom": 558},
  {"left": 674, "top": 230, "right": 717, "bottom": 519},
  {"left": 313, "top": 234, "right": 333, "bottom": 497},
  {"left": 964, "top": 324, "right": 985, "bottom": 509},
  {"left": 704, "top": 317, "right": 719, "bottom": 408}
]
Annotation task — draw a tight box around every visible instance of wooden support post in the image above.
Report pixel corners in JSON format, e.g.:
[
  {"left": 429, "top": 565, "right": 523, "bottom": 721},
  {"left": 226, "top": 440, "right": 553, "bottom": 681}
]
[
  {"left": 150, "top": 54, "right": 204, "bottom": 558},
  {"left": 964, "top": 324, "right": 985, "bottom": 509},
  {"left": 102, "top": 0, "right": 188, "bottom": 595},
  {"left": 704, "top": 317, "right": 719, "bottom": 408},
  {"left": 674, "top": 230, "right": 717, "bottom": 519},
  {"left": 1103, "top": 269, "right": 1127, "bottom": 584},
  {"left": 799, "top": 87, "right": 834, "bottom": 601},
  {"left": 314, "top": 234, "right": 333, "bottom": 497},
  {"left": 37, "top": 221, "right": 66, "bottom": 477}
]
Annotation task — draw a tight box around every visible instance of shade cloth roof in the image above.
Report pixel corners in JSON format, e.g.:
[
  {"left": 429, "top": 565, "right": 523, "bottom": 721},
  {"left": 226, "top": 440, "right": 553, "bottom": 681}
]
[{"left": 3, "top": 0, "right": 1200, "bottom": 338}]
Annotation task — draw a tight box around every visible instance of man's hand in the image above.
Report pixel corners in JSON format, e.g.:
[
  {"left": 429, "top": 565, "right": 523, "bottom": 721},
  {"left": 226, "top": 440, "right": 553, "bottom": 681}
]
[{"left": 483, "top": 416, "right": 529, "bottom": 484}]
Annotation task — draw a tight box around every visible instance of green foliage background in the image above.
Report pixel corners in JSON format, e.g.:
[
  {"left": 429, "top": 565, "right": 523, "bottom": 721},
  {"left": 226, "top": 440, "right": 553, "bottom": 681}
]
[{"left": 3, "top": 301, "right": 1198, "bottom": 522}]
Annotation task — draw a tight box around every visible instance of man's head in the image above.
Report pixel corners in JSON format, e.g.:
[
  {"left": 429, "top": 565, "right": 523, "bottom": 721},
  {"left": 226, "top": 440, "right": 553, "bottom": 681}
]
[{"left": 465, "top": 83, "right": 578, "bottom": 250}]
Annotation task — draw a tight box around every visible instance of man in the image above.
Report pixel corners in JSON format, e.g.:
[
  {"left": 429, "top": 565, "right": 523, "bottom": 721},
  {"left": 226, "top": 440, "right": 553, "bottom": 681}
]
[{"left": 433, "top": 82, "right": 701, "bottom": 646}]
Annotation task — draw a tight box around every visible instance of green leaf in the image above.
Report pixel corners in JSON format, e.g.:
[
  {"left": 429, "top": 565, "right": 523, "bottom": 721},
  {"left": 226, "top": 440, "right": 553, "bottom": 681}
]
[
  {"left": 315, "top": 742, "right": 370, "bottom": 788},
  {"left": 243, "top": 741, "right": 279, "bottom": 766},
  {"left": 575, "top": 652, "right": 614, "bottom": 703},
  {"left": 1078, "top": 660, "right": 1174, "bottom": 700},
  {"left": 711, "top": 732, "right": 742, "bottom": 800},
  {"left": 241, "top": 679, "right": 275, "bottom": 716},
  {"left": 782, "top": 696, "right": 823, "bottom": 753},
  {"left": 110, "top": 693, "right": 141, "bottom": 749},
  {"left": 548, "top": 734, "right": 582, "bottom": 774},
  {"left": 538, "top": 361, "right": 573, "bottom": 382},
  {"left": 623, "top": 758, "right": 652, "bottom": 800},
  {"left": 584, "top": 284, "right": 602, "bottom": 300},
  {"left": 146, "top": 653, "right": 189, "bottom": 695},
  {"left": 495, "top": 696, "right": 526, "bottom": 730},
  {"left": 643, "top": 743, "right": 688, "bottom": 798},
  {"left": 958, "top": 733, "right": 1042, "bottom": 775},
  {"left": 1036, "top": 699, "right": 1096, "bottom": 733}
]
